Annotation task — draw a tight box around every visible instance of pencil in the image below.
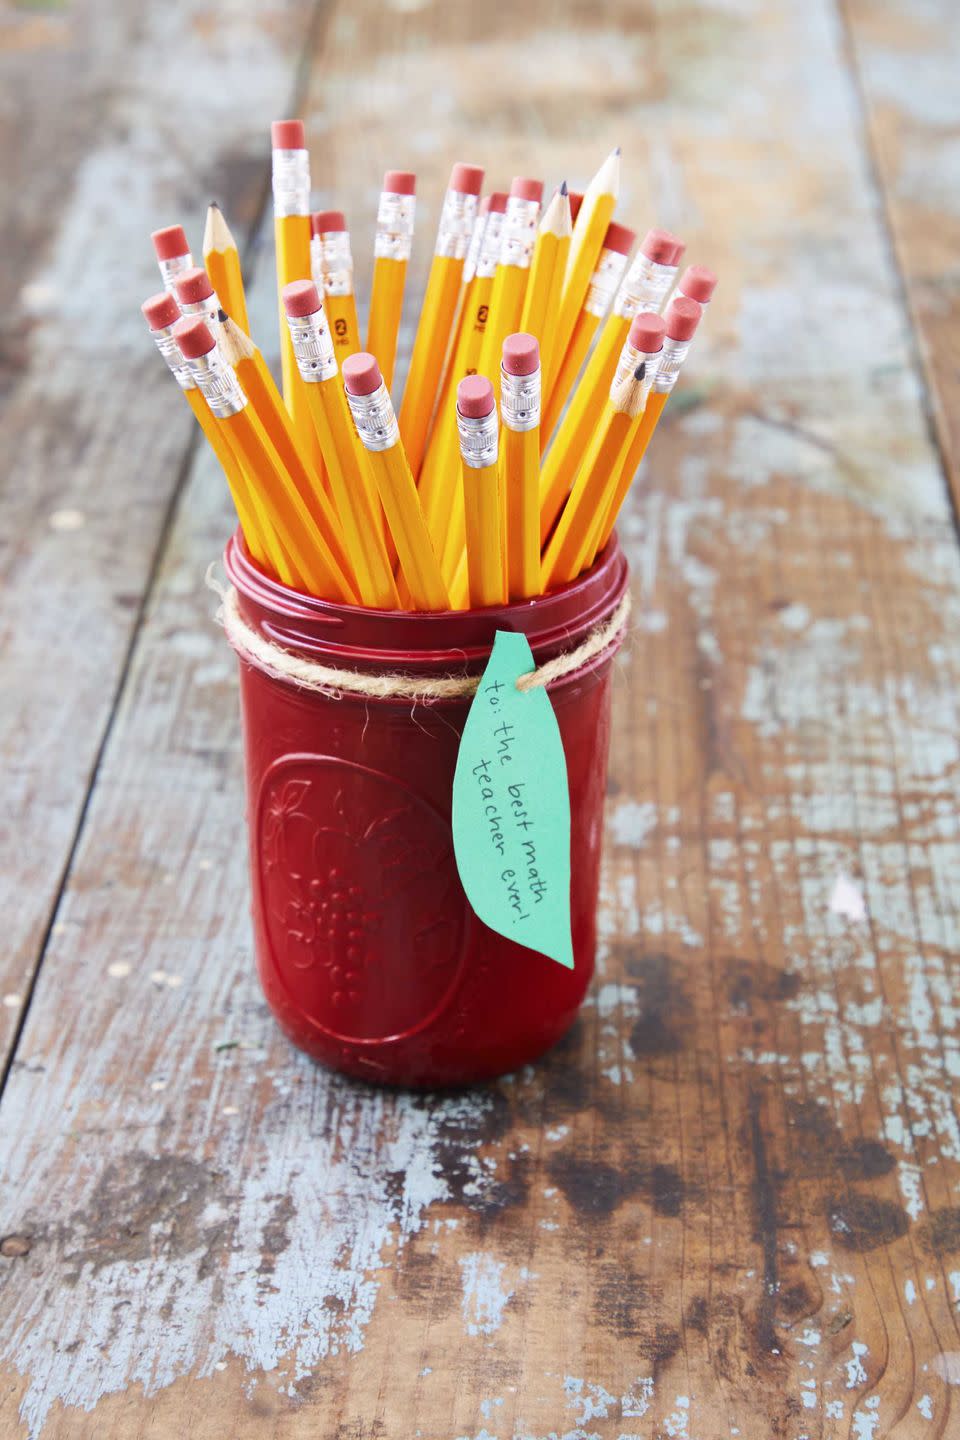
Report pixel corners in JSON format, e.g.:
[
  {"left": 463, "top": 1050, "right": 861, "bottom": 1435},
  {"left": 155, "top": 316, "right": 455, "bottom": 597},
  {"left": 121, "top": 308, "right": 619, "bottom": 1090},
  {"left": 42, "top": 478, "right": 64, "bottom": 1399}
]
[
  {"left": 537, "top": 227, "right": 684, "bottom": 543},
  {"left": 343, "top": 353, "right": 450, "bottom": 612},
  {"left": 540, "top": 219, "right": 635, "bottom": 448},
  {"left": 151, "top": 225, "right": 193, "bottom": 294},
  {"left": 457, "top": 375, "right": 503, "bottom": 608},
  {"left": 519, "top": 183, "right": 572, "bottom": 388},
  {"left": 500, "top": 334, "right": 541, "bottom": 600},
  {"left": 203, "top": 203, "right": 250, "bottom": 333},
  {"left": 271, "top": 120, "right": 318, "bottom": 469},
  {"left": 174, "top": 266, "right": 220, "bottom": 325},
  {"left": 541, "top": 361, "right": 651, "bottom": 590},
  {"left": 366, "top": 170, "right": 416, "bottom": 392},
  {"left": 283, "top": 280, "right": 399, "bottom": 609},
  {"left": 476, "top": 177, "right": 543, "bottom": 389},
  {"left": 673, "top": 264, "right": 717, "bottom": 311},
  {"left": 544, "top": 147, "right": 620, "bottom": 403},
  {"left": 311, "top": 209, "right": 361, "bottom": 358},
  {"left": 398, "top": 161, "right": 484, "bottom": 480}
]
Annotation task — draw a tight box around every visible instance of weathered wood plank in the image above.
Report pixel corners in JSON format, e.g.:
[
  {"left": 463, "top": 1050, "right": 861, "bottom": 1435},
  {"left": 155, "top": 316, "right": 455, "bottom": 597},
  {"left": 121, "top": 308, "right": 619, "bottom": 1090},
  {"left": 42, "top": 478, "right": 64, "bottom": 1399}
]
[
  {"left": 2, "top": 0, "right": 960, "bottom": 1435},
  {"left": 840, "top": 0, "right": 960, "bottom": 519},
  {"left": 0, "top": 0, "right": 317, "bottom": 1065}
]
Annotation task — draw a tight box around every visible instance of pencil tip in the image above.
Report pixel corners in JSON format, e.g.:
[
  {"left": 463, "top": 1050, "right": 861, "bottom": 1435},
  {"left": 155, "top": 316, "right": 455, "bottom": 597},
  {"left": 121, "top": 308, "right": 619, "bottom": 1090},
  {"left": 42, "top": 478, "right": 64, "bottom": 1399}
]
[
  {"left": 209, "top": 199, "right": 221, "bottom": 210},
  {"left": 560, "top": 179, "right": 568, "bottom": 194},
  {"left": 217, "top": 307, "right": 228, "bottom": 323},
  {"left": 634, "top": 361, "right": 646, "bottom": 381},
  {"left": 613, "top": 146, "right": 621, "bottom": 157}
]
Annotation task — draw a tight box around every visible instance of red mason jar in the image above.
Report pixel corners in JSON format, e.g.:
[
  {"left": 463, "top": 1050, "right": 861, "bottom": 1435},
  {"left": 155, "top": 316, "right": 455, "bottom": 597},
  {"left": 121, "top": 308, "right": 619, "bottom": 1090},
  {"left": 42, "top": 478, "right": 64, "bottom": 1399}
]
[{"left": 223, "top": 532, "right": 629, "bottom": 1088}]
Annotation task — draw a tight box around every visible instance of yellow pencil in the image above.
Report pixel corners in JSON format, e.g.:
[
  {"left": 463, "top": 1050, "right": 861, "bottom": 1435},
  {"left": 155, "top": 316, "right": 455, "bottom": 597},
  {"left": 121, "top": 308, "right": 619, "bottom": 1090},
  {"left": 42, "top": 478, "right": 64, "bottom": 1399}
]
[
  {"left": 343, "top": 353, "right": 450, "bottom": 612},
  {"left": 457, "top": 375, "right": 504, "bottom": 608},
  {"left": 538, "top": 227, "right": 684, "bottom": 543},
  {"left": 519, "top": 183, "right": 571, "bottom": 387},
  {"left": 398, "top": 161, "right": 484, "bottom": 480},
  {"left": 271, "top": 120, "right": 319, "bottom": 469},
  {"left": 217, "top": 313, "right": 358, "bottom": 602},
  {"left": 311, "top": 208, "right": 361, "bottom": 359},
  {"left": 543, "top": 146, "right": 620, "bottom": 404},
  {"left": 540, "top": 219, "right": 634, "bottom": 446},
  {"left": 500, "top": 334, "right": 541, "bottom": 600},
  {"left": 283, "top": 281, "right": 400, "bottom": 609},
  {"left": 588, "top": 296, "right": 703, "bottom": 564},
  {"left": 541, "top": 361, "right": 651, "bottom": 591},
  {"left": 366, "top": 170, "right": 416, "bottom": 392},
  {"left": 202, "top": 202, "right": 250, "bottom": 333},
  {"left": 174, "top": 315, "right": 341, "bottom": 599},
  {"left": 476, "top": 176, "right": 543, "bottom": 389}
]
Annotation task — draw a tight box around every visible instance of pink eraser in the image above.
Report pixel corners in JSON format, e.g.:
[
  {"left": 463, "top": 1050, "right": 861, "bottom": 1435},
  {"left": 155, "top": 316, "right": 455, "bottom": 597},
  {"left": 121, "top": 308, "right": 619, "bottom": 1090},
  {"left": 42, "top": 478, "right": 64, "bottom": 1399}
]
[
  {"left": 457, "top": 374, "right": 495, "bottom": 418},
  {"left": 151, "top": 225, "right": 189, "bottom": 261},
  {"left": 343, "top": 352, "right": 383, "bottom": 397},
  {"left": 283, "top": 279, "right": 322, "bottom": 317},
  {"left": 487, "top": 191, "right": 509, "bottom": 214},
  {"left": 510, "top": 176, "right": 543, "bottom": 203},
  {"left": 271, "top": 119, "right": 305, "bottom": 150},
  {"left": 568, "top": 191, "right": 584, "bottom": 224},
  {"left": 640, "top": 228, "right": 684, "bottom": 265},
  {"left": 383, "top": 170, "right": 416, "bottom": 195},
  {"left": 627, "top": 312, "right": 666, "bottom": 352},
  {"left": 449, "top": 162, "right": 485, "bottom": 196},
  {"left": 174, "top": 266, "right": 214, "bottom": 305},
  {"left": 141, "top": 291, "right": 181, "bottom": 331},
  {"left": 502, "top": 332, "right": 540, "bottom": 376},
  {"left": 680, "top": 265, "right": 717, "bottom": 304},
  {"left": 664, "top": 295, "right": 701, "bottom": 342},
  {"left": 603, "top": 221, "right": 636, "bottom": 256},
  {"left": 311, "top": 209, "right": 347, "bottom": 235},
  {"left": 172, "top": 315, "right": 216, "bottom": 359}
]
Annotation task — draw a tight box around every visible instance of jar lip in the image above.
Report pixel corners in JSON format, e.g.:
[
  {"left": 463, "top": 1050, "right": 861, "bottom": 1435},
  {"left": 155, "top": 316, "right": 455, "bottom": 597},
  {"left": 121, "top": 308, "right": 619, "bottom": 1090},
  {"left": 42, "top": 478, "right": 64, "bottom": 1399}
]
[{"left": 223, "top": 530, "right": 630, "bottom": 676}]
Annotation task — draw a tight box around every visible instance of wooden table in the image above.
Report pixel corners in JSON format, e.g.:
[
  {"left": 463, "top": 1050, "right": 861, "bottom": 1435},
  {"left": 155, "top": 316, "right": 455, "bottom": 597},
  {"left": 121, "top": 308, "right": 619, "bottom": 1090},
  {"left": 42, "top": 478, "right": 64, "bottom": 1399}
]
[{"left": 2, "top": 0, "right": 959, "bottom": 1434}]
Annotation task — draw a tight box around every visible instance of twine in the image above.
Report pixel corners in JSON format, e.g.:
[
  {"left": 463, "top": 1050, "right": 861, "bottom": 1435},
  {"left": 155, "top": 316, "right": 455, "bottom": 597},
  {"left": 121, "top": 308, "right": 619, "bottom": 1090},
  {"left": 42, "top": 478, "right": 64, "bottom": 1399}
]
[{"left": 207, "top": 567, "right": 631, "bottom": 704}]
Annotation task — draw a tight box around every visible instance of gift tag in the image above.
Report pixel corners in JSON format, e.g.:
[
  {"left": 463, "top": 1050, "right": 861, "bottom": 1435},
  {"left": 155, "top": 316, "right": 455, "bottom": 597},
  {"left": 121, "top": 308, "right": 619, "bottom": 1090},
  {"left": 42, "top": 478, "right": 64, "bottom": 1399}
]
[{"left": 452, "top": 630, "right": 573, "bottom": 968}]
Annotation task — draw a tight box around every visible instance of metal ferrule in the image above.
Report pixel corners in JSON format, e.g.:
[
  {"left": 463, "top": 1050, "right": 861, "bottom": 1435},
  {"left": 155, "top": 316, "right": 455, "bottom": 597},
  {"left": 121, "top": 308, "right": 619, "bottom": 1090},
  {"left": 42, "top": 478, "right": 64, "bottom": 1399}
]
[
  {"left": 150, "top": 324, "right": 196, "bottom": 391},
  {"left": 178, "top": 292, "right": 219, "bottom": 325},
  {"left": 613, "top": 340, "right": 663, "bottom": 392},
  {"left": 463, "top": 210, "right": 487, "bottom": 285},
  {"left": 158, "top": 252, "right": 193, "bottom": 294},
  {"left": 653, "top": 334, "right": 692, "bottom": 393},
  {"left": 500, "top": 364, "right": 540, "bottom": 433},
  {"left": 434, "top": 188, "right": 479, "bottom": 261},
  {"left": 286, "top": 306, "right": 338, "bottom": 383},
  {"left": 272, "top": 148, "right": 310, "bottom": 218},
  {"left": 457, "top": 406, "right": 499, "bottom": 469},
  {"left": 345, "top": 381, "right": 399, "bottom": 453},
  {"left": 613, "top": 252, "right": 678, "bottom": 319},
  {"left": 475, "top": 209, "right": 506, "bottom": 280},
  {"left": 374, "top": 192, "right": 416, "bottom": 262},
  {"left": 498, "top": 196, "right": 540, "bottom": 271},
  {"left": 311, "top": 229, "right": 354, "bottom": 296},
  {"left": 584, "top": 246, "right": 630, "bottom": 319},
  {"left": 183, "top": 345, "right": 246, "bottom": 418}
]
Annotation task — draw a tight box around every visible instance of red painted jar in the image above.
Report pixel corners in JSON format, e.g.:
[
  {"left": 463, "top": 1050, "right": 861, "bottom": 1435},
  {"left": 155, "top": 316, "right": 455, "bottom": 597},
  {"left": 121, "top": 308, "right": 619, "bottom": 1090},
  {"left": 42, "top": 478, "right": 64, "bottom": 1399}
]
[{"left": 223, "top": 532, "right": 630, "bottom": 1088}]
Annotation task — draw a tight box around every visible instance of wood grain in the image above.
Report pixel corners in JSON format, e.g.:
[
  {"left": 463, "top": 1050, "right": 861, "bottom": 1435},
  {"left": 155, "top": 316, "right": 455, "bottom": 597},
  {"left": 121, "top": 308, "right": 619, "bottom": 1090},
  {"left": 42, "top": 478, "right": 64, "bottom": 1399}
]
[{"left": 2, "top": 0, "right": 960, "bottom": 1436}]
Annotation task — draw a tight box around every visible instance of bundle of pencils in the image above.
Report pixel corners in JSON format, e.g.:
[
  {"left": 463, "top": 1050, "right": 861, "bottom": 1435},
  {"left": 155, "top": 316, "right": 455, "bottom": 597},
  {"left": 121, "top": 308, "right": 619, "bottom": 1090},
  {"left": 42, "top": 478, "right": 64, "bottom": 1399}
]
[{"left": 143, "top": 120, "right": 717, "bottom": 612}]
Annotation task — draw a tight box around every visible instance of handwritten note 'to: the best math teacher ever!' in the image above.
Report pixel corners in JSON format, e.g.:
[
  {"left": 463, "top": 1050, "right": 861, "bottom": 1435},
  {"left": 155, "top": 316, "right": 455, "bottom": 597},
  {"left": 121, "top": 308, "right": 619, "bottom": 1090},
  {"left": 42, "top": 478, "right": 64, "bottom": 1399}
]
[{"left": 452, "top": 630, "right": 573, "bottom": 969}]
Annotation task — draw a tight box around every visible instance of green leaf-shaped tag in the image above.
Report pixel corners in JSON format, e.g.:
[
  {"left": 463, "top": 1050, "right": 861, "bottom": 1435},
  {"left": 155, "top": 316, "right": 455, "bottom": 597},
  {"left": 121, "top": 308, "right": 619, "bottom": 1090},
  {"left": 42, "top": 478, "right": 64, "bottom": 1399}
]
[{"left": 452, "top": 630, "right": 573, "bottom": 968}]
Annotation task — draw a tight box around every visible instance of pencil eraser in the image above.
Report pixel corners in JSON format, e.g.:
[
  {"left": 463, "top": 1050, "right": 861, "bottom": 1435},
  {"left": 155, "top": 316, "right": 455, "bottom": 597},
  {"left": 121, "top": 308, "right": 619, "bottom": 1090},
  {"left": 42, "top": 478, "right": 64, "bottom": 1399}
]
[
  {"left": 343, "top": 352, "right": 383, "bottom": 397},
  {"left": 172, "top": 315, "right": 216, "bottom": 359},
  {"left": 664, "top": 295, "right": 701, "bottom": 342},
  {"left": 383, "top": 170, "right": 416, "bottom": 195},
  {"left": 142, "top": 291, "right": 181, "bottom": 331},
  {"left": 457, "top": 374, "right": 495, "bottom": 419},
  {"left": 487, "top": 191, "right": 509, "bottom": 214},
  {"left": 283, "top": 279, "right": 323, "bottom": 318},
  {"left": 510, "top": 176, "right": 543, "bottom": 204},
  {"left": 449, "top": 162, "right": 485, "bottom": 197},
  {"left": 567, "top": 191, "right": 584, "bottom": 224},
  {"left": 603, "top": 221, "right": 636, "bottom": 256},
  {"left": 311, "top": 209, "right": 347, "bottom": 235},
  {"left": 627, "top": 312, "right": 666, "bottom": 352},
  {"left": 151, "top": 225, "right": 189, "bottom": 261},
  {"left": 174, "top": 266, "right": 214, "bottom": 305},
  {"left": 502, "top": 333, "right": 540, "bottom": 376},
  {"left": 640, "top": 228, "right": 685, "bottom": 265},
  {"left": 271, "top": 119, "right": 305, "bottom": 150},
  {"left": 680, "top": 265, "right": 717, "bottom": 304}
]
